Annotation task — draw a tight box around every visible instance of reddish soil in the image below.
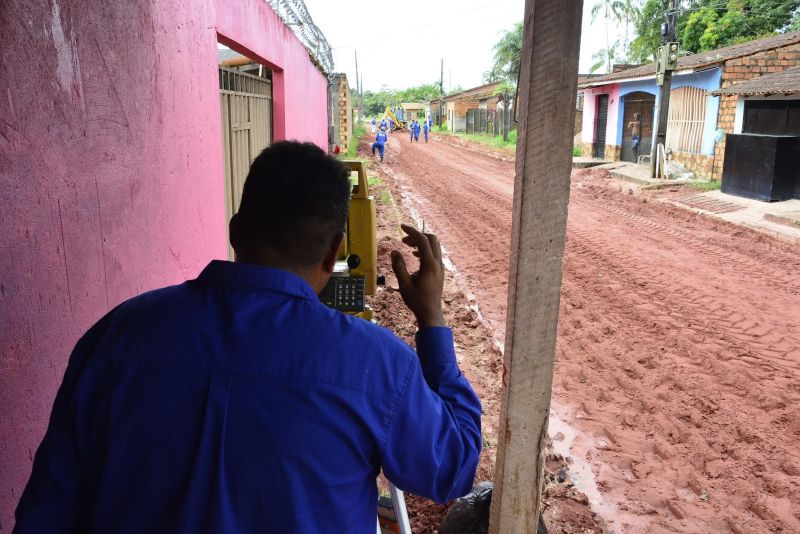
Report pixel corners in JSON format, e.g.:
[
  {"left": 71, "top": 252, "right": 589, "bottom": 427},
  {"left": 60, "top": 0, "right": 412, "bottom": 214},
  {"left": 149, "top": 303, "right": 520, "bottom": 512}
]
[{"left": 359, "top": 130, "right": 800, "bottom": 533}]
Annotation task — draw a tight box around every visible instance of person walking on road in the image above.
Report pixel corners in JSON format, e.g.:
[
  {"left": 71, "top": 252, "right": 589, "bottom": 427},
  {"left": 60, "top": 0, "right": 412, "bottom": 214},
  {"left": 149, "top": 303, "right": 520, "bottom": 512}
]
[
  {"left": 423, "top": 120, "right": 430, "bottom": 143},
  {"left": 409, "top": 120, "right": 417, "bottom": 142},
  {"left": 372, "top": 126, "right": 388, "bottom": 162},
  {"left": 370, "top": 117, "right": 377, "bottom": 133},
  {"left": 413, "top": 120, "right": 421, "bottom": 142}
]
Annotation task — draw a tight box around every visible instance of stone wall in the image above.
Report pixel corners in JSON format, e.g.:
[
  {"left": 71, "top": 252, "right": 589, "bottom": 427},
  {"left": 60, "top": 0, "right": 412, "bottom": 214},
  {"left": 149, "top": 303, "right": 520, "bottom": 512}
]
[
  {"left": 671, "top": 151, "right": 714, "bottom": 179},
  {"left": 712, "top": 43, "right": 800, "bottom": 179}
]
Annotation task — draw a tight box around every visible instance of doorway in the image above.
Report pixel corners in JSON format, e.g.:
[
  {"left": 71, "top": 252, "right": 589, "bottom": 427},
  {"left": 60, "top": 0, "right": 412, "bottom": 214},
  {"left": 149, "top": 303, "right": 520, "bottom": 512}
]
[
  {"left": 593, "top": 94, "right": 609, "bottom": 158},
  {"left": 621, "top": 92, "right": 655, "bottom": 162}
]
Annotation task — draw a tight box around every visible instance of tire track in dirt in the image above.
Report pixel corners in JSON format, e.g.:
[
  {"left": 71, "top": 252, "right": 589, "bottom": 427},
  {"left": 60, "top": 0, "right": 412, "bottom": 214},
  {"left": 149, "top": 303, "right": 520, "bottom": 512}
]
[{"left": 376, "top": 132, "right": 800, "bottom": 533}]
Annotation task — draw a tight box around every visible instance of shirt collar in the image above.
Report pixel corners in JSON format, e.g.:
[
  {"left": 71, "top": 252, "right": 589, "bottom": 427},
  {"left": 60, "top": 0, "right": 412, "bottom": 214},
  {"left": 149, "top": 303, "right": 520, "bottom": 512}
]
[{"left": 196, "top": 260, "right": 319, "bottom": 301}]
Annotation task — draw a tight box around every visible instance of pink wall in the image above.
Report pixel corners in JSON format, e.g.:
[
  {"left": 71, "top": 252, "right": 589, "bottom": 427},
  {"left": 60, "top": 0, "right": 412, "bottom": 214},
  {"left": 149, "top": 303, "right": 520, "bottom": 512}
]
[
  {"left": 581, "top": 84, "right": 620, "bottom": 147},
  {"left": 0, "top": 0, "right": 328, "bottom": 527}
]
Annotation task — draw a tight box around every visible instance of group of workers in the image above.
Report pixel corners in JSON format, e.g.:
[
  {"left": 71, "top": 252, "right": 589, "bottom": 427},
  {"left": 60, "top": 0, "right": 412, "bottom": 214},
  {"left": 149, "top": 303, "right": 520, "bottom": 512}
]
[
  {"left": 371, "top": 115, "right": 433, "bottom": 162},
  {"left": 408, "top": 119, "right": 430, "bottom": 143}
]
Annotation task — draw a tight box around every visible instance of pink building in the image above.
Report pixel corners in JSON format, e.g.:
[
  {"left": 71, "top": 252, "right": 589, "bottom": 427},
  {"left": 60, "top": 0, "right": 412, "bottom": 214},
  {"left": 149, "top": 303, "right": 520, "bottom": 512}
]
[{"left": 0, "top": 0, "right": 331, "bottom": 526}]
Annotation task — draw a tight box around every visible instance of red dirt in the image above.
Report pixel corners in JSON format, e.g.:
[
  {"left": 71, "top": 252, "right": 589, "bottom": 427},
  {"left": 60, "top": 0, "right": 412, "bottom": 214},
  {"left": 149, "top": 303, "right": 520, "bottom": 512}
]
[{"left": 361, "top": 130, "right": 800, "bottom": 533}]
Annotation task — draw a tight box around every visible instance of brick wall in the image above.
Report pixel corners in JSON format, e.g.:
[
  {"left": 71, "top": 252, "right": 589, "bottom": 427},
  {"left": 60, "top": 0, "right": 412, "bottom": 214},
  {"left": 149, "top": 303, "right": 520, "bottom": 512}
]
[
  {"left": 336, "top": 76, "right": 352, "bottom": 153},
  {"left": 712, "top": 43, "right": 800, "bottom": 179},
  {"left": 577, "top": 141, "right": 620, "bottom": 160},
  {"left": 671, "top": 151, "right": 714, "bottom": 179}
]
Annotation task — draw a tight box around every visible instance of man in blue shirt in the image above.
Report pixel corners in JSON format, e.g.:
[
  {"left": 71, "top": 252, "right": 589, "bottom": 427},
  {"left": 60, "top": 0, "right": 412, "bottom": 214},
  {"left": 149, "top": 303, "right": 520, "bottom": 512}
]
[
  {"left": 14, "top": 141, "right": 481, "bottom": 533},
  {"left": 423, "top": 120, "right": 430, "bottom": 143},
  {"left": 371, "top": 126, "right": 388, "bottom": 162}
]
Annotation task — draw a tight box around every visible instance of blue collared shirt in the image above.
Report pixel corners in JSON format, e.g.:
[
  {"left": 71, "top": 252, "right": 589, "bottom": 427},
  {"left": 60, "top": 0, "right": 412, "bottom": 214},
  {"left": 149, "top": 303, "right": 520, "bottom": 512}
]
[{"left": 15, "top": 260, "right": 482, "bottom": 533}]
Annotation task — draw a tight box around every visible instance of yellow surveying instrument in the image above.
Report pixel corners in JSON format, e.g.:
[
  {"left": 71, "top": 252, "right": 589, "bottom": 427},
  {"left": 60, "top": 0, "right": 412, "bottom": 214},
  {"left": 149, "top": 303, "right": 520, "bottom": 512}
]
[{"left": 319, "top": 160, "right": 411, "bottom": 534}]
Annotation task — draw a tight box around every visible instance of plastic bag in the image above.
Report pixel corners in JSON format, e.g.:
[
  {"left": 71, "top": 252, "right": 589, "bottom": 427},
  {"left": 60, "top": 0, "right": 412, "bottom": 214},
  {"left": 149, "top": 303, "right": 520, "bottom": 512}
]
[
  {"left": 438, "top": 482, "right": 493, "bottom": 534},
  {"left": 438, "top": 481, "right": 548, "bottom": 534}
]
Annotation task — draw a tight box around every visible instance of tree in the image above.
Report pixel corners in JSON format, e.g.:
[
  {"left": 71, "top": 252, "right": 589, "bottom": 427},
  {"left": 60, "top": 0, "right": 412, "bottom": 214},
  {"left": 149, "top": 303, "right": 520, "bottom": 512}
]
[
  {"left": 590, "top": 0, "right": 639, "bottom": 72},
  {"left": 629, "top": 0, "right": 800, "bottom": 63},
  {"left": 486, "top": 22, "right": 524, "bottom": 84}
]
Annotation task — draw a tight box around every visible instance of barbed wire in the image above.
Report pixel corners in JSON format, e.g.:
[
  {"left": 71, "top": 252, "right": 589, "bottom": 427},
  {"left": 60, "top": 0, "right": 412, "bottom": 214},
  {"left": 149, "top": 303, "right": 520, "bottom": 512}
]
[{"left": 266, "top": 0, "right": 335, "bottom": 74}]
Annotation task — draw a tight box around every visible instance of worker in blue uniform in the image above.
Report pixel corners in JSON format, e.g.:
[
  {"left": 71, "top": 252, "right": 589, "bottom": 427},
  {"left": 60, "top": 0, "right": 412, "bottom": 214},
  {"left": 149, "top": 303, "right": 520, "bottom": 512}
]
[
  {"left": 372, "top": 126, "right": 388, "bottom": 161},
  {"left": 409, "top": 120, "right": 416, "bottom": 142},
  {"left": 14, "top": 141, "right": 481, "bottom": 534},
  {"left": 413, "top": 120, "right": 421, "bottom": 142},
  {"left": 380, "top": 118, "right": 387, "bottom": 132},
  {"left": 423, "top": 119, "right": 430, "bottom": 142}
]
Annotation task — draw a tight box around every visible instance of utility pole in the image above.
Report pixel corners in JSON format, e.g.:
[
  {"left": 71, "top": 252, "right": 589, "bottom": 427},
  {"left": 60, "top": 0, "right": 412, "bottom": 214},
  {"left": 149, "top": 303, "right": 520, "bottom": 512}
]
[
  {"left": 354, "top": 51, "right": 363, "bottom": 124},
  {"left": 489, "top": 1, "right": 583, "bottom": 531},
  {"left": 440, "top": 58, "right": 444, "bottom": 96},
  {"left": 650, "top": 0, "right": 679, "bottom": 178},
  {"left": 440, "top": 58, "right": 444, "bottom": 128},
  {"left": 360, "top": 74, "right": 364, "bottom": 124}
]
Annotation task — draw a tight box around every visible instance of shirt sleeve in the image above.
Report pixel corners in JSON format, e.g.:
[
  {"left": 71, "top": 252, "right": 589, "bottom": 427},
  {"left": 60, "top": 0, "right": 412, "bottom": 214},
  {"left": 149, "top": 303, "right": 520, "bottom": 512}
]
[
  {"left": 14, "top": 312, "right": 113, "bottom": 533},
  {"left": 379, "top": 327, "right": 482, "bottom": 503}
]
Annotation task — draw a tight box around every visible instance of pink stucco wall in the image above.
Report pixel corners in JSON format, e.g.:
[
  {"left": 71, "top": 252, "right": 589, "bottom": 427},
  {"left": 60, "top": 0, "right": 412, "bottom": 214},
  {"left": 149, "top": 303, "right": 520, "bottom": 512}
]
[
  {"left": 0, "top": 0, "right": 328, "bottom": 527},
  {"left": 581, "top": 84, "right": 620, "bottom": 147}
]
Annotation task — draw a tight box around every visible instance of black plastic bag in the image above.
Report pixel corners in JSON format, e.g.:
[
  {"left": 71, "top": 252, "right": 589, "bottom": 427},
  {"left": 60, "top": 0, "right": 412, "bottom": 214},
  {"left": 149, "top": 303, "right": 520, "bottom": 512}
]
[
  {"left": 438, "top": 482, "right": 493, "bottom": 534},
  {"left": 438, "top": 481, "right": 548, "bottom": 534}
]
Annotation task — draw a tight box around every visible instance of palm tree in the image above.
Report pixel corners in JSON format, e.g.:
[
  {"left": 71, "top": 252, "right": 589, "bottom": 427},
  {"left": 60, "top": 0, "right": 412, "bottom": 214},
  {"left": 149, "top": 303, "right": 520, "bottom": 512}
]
[
  {"left": 591, "top": 0, "right": 640, "bottom": 72},
  {"left": 487, "top": 22, "right": 524, "bottom": 84}
]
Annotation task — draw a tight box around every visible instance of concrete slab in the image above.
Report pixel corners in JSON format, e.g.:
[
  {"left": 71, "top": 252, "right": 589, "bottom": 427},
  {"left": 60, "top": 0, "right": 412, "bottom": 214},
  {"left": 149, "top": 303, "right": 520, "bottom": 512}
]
[
  {"left": 665, "top": 190, "right": 800, "bottom": 244},
  {"left": 608, "top": 162, "right": 687, "bottom": 187},
  {"left": 572, "top": 157, "right": 608, "bottom": 169}
]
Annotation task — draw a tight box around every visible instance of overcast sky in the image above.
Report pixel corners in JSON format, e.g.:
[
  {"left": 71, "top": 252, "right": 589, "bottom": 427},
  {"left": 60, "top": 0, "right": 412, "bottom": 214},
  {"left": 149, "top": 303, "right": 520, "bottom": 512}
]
[{"left": 302, "top": 0, "right": 617, "bottom": 92}]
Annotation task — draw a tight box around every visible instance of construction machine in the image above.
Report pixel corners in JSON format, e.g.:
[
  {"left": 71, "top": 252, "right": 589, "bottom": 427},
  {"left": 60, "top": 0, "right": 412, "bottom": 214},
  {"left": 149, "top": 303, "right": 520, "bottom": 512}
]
[
  {"left": 381, "top": 106, "right": 406, "bottom": 131},
  {"left": 319, "top": 160, "right": 411, "bottom": 534}
]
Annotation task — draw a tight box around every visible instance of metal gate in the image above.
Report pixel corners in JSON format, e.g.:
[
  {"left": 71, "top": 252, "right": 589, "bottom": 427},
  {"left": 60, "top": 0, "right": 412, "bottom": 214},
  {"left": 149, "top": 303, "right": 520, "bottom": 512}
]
[
  {"left": 593, "top": 94, "right": 609, "bottom": 158},
  {"left": 219, "top": 67, "right": 273, "bottom": 221},
  {"left": 621, "top": 92, "right": 655, "bottom": 162}
]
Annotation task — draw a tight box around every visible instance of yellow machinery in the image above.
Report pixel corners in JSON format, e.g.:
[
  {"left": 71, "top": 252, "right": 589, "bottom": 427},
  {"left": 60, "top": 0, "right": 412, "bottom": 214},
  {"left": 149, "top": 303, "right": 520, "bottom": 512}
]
[
  {"left": 319, "top": 160, "right": 378, "bottom": 320},
  {"left": 382, "top": 106, "right": 406, "bottom": 131}
]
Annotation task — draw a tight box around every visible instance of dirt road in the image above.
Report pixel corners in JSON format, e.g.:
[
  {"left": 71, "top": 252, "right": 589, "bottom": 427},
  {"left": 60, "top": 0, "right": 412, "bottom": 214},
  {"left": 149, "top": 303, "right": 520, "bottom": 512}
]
[{"left": 373, "top": 131, "right": 800, "bottom": 533}]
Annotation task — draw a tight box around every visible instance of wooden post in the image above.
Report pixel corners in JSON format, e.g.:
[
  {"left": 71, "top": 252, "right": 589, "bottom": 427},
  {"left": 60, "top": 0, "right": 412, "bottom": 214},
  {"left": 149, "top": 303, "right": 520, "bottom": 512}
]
[{"left": 489, "top": 1, "right": 583, "bottom": 532}]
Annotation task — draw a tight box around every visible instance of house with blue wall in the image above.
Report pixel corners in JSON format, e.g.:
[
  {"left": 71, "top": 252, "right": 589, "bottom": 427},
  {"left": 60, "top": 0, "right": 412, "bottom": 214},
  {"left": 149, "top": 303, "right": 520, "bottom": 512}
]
[{"left": 578, "top": 32, "right": 800, "bottom": 179}]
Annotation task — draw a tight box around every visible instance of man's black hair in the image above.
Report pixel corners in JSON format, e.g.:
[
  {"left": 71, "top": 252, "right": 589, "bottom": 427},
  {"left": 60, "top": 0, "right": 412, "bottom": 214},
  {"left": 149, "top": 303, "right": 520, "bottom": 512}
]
[{"left": 234, "top": 141, "right": 351, "bottom": 268}]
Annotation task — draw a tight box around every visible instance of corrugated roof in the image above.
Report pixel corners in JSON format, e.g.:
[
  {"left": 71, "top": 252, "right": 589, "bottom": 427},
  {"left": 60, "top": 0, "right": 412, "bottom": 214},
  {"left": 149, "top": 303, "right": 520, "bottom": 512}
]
[
  {"left": 579, "top": 31, "right": 800, "bottom": 88},
  {"left": 441, "top": 81, "right": 503, "bottom": 102},
  {"left": 710, "top": 65, "right": 800, "bottom": 96}
]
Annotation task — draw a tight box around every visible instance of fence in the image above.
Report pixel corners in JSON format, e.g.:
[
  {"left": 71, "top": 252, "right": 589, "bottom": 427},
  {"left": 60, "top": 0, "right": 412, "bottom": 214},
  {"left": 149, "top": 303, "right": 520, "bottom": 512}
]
[{"left": 465, "top": 106, "right": 513, "bottom": 136}]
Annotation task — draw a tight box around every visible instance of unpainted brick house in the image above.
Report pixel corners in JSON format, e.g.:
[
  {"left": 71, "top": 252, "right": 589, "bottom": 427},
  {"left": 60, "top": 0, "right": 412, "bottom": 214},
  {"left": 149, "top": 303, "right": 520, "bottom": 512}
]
[
  {"left": 578, "top": 32, "right": 800, "bottom": 179},
  {"left": 430, "top": 82, "right": 502, "bottom": 132}
]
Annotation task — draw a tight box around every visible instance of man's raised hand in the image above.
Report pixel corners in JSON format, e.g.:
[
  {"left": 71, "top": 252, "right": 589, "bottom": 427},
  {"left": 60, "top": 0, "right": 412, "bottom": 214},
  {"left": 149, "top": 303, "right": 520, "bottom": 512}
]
[{"left": 390, "top": 224, "right": 446, "bottom": 329}]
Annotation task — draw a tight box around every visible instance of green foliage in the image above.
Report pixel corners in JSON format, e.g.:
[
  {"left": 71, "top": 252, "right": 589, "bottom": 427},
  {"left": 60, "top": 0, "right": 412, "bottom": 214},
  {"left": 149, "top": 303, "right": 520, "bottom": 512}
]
[
  {"left": 630, "top": 0, "right": 800, "bottom": 63},
  {"left": 361, "top": 83, "right": 442, "bottom": 116},
  {"left": 484, "top": 22, "right": 523, "bottom": 84},
  {"left": 685, "top": 179, "right": 721, "bottom": 191},
  {"left": 440, "top": 130, "right": 518, "bottom": 151},
  {"left": 573, "top": 146, "right": 583, "bottom": 157},
  {"left": 344, "top": 124, "right": 366, "bottom": 158}
]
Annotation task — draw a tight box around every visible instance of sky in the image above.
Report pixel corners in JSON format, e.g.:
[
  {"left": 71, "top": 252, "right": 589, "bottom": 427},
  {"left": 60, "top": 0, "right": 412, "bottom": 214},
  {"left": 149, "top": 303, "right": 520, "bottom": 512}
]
[{"left": 301, "top": 0, "right": 619, "bottom": 93}]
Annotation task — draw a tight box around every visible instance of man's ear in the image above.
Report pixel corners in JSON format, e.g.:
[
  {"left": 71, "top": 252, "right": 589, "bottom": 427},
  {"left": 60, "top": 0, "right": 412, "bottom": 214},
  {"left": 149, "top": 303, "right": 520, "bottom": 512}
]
[{"left": 322, "top": 232, "right": 345, "bottom": 274}]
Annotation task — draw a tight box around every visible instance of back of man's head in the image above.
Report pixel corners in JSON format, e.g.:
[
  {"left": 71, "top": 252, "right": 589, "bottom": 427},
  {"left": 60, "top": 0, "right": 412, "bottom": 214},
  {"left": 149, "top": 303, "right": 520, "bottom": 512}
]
[{"left": 232, "top": 141, "right": 350, "bottom": 270}]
